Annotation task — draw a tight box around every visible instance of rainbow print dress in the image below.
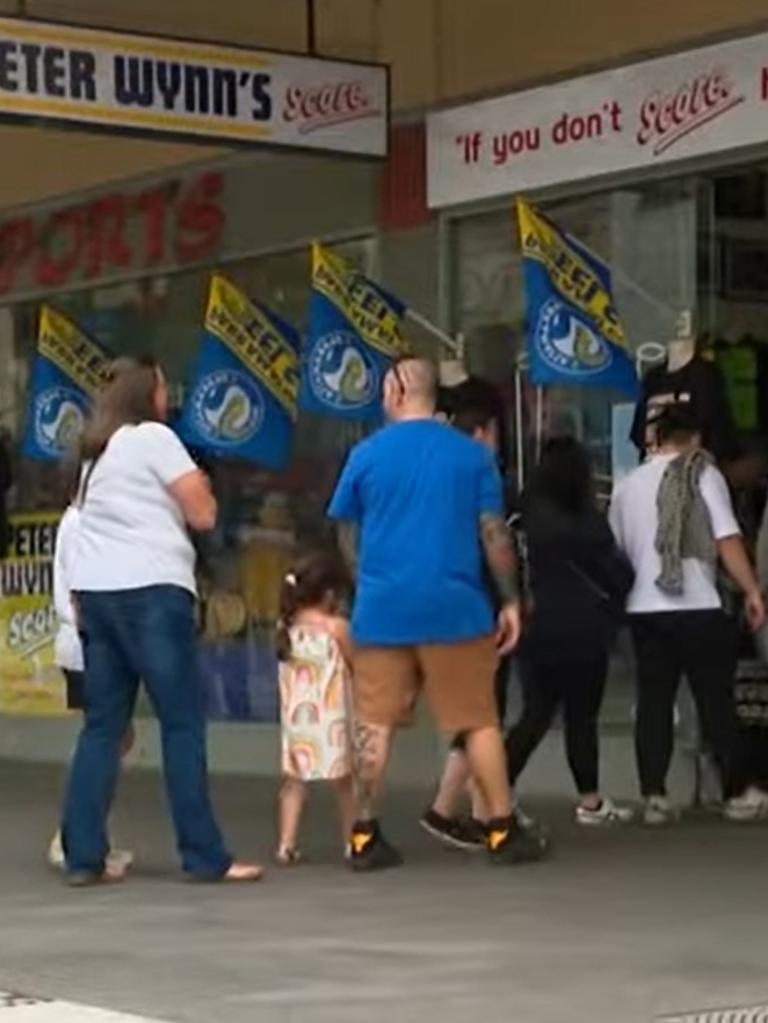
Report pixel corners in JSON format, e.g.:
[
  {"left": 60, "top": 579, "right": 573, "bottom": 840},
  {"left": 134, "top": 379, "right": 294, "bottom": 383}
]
[{"left": 279, "top": 625, "right": 352, "bottom": 781}]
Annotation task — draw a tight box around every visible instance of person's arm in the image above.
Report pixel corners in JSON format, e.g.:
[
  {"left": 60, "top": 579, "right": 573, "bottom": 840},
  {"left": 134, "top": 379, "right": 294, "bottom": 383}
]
[
  {"left": 141, "top": 423, "right": 218, "bottom": 532},
  {"left": 717, "top": 536, "right": 764, "bottom": 631},
  {"left": 480, "top": 512, "right": 520, "bottom": 606},
  {"left": 756, "top": 499, "right": 768, "bottom": 597},
  {"left": 480, "top": 513, "right": 521, "bottom": 655},
  {"left": 701, "top": 465, "right": 765, "bottom": 631},
  {"left": 168, "top": 470, "right": 217, "bottom": 532},
  {"left": 476, "top": 452, "right": 520, "bottom": 655}
]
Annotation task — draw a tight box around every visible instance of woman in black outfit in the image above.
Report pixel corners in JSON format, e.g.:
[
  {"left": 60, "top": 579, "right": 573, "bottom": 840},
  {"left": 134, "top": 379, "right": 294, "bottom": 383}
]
[{"left": 506, "top": 437, "right": 634, "bottom": 825}]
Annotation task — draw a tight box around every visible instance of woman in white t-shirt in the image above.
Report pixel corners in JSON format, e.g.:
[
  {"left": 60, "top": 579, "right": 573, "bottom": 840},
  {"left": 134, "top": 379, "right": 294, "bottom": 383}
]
[{"left": 61, "top": 356, "right": 262, "bottom": 885}]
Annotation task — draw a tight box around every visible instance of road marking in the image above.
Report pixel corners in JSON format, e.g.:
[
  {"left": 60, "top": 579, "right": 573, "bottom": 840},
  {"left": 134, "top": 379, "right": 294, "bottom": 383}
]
[
  {"left": 0, "top": 992, "right": 168, "bottom": 1022},
  {"left": 660, "top": 1006, "right": 768, "bottom": 1023}
]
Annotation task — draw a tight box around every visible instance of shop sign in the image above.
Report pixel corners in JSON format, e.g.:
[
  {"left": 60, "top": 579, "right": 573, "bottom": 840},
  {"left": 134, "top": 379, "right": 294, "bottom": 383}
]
[
  {"left": 0, "top": 512, "right": 65, "bottom": 717},
  {"left": 0, "top": 169, "right": 226, "bottom": 300},
  {"left": 0, "top": 15, "right": 388, "bottom": 155},
  {"left": 428, "top": 30, "right": 768, "bottom": 207}
]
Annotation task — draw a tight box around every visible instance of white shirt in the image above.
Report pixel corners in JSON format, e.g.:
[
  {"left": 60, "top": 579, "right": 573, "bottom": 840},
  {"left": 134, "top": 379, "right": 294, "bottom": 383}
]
[
  {"left": 73, "top": 422, "right": 198, "bottom": 595},
  {"left": 609, "top": 453, "right": 740, "bottom": 614},
  {"left": 53, "top": 504, "right": 84, "bottom": 671}
]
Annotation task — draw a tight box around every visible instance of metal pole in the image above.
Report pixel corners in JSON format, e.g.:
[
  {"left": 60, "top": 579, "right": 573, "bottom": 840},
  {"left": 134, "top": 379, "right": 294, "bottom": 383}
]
[
  {"left": 535, "top": 386, "right": 544, "bottom": 462},
  {"left": 405, "top": 307, "right": 462, "bottom": 356}
]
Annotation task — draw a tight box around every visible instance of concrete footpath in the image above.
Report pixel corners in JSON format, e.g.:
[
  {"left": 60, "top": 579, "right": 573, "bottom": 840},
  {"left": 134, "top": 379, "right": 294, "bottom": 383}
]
[{"left": 0, "top": 760, "right": 767, "bottom": 1023}]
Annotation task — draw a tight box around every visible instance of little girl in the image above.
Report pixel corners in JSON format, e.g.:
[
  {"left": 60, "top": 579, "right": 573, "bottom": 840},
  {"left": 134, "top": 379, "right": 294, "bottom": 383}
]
[
  {"left": 276, "top": 553, "right": 355, "bottom": 863},
  {"left": 48, "top": 488, "right": 134, "bottom": 876}
]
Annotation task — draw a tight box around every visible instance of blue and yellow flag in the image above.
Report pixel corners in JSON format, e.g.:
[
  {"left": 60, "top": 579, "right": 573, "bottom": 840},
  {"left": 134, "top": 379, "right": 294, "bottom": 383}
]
[
  {"left": 300, "top": 243, "right": 409, "bottom": 420},
  {"left": 178, "top": 274, "right": 299, "bottom": 470},
  {"left": 21, "top": 307, "right": 109, "bottom": 462},
  {"left": 517, "top": 199, "right": 639, "bottom": 397}
]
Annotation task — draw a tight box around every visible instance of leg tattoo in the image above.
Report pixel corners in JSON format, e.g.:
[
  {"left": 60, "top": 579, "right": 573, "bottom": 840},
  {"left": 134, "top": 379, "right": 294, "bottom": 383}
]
[{"left": 352, "top": 722, "right": 390, "bottom": 821}]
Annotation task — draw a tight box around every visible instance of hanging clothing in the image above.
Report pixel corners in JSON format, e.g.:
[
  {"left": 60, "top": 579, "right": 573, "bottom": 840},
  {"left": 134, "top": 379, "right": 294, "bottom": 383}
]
[
  {"left": 715, "top": 339, "right": 768, "bottom": 435},
  {"left": 630, "top": 356, "right": 735, "bottom": 458}
]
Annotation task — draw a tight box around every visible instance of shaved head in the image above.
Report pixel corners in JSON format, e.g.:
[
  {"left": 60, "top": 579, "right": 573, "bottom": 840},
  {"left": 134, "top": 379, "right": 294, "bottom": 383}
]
[{"left": 383, "top": 358, "right": 438, "bottom": 421}]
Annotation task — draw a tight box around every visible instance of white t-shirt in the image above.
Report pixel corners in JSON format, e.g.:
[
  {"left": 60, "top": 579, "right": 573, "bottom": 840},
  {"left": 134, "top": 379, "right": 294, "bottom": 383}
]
[
  {"left": 609, "top": 453, "right": 740, "bottom": 614},
  {"left": 53, "top": 504, "right": 84, "bottom": 671},
  {"left": 73, "top": 422, "right": 198, "bottom": 595}
]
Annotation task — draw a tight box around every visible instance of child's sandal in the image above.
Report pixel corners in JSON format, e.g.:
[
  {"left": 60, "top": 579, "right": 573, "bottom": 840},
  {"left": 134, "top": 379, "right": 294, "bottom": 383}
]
[{"left": 275, "top": 848, "right": 303, "bottom": 866}]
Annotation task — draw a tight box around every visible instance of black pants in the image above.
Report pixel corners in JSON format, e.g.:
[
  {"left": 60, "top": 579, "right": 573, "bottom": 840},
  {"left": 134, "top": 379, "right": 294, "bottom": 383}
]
[
  {"left": 630, "top": 610, "right": 738, "bottom": 799},
  {"left": 505, "top": 652, "right": 608, "bottom": 795}
]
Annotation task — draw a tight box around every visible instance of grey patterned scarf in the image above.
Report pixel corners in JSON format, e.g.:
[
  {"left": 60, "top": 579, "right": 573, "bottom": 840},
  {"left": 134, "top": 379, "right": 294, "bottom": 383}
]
[{"left": 655, "top": 449, "right": 716, "bottom": 596}]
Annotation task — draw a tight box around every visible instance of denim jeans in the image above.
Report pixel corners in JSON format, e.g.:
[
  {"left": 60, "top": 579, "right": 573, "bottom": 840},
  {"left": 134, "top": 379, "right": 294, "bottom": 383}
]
[{"left": 62, "top": 585, "right": 232, "bottom": 877}]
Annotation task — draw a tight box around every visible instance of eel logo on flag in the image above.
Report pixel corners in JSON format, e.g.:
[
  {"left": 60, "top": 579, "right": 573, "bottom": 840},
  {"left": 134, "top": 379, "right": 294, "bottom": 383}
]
[
  {"left": 22, "top": 307, "right": 109, "bottom": 462},
  {"left": 179, "top": 274, "right": 299, "bottom": 470},
  {"left": 302, "top": 243, "right": 408, "bottom": 420},
  {"left": 517, "top": 198, "right": 639, "bottom": 397}
]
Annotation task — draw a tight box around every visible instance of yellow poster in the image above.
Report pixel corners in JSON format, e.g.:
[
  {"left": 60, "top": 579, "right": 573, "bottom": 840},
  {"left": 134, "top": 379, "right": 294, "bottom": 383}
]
[{"left": 0, "top": 512, "right": 67, "bottom": 716}]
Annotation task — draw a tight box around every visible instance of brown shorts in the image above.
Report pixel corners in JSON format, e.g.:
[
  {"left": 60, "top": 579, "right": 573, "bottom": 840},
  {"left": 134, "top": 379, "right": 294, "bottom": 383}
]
[{"left": 352, "top": 635, "right": 499, "bottom": 733}]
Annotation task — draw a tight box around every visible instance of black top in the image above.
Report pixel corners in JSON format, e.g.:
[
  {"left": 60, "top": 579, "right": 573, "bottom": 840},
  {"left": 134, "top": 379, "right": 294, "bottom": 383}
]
[
  {"left": 630, "top": 357, "right": 734, "bottom": 458},
  {"left": 522, "top": 497, "right": 633, "bottom": 661}
]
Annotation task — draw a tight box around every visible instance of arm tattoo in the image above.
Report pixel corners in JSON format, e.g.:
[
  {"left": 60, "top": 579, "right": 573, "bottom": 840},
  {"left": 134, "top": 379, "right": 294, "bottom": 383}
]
[
  {"left": 480, "top": 512, "right": 520, "bottom": 604},
  {"left": 338, "top": 522, "right": 358, "bottom": 576}
]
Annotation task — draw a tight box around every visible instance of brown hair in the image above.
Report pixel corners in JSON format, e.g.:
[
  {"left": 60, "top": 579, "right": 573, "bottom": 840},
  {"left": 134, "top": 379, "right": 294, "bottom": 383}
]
[
  {"left": 80, "top": 355, "right": 161, "bottom": 462},
  {"left": 276, "top": 552, "right": 351, "bottom": 662}
]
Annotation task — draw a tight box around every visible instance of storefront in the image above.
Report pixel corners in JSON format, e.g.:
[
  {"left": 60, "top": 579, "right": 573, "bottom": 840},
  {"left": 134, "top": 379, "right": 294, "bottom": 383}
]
[
  {"left": 9, "top": 12, "right": 768, "bottom": 774},
  {"left": 428, "top": 27, "right": 768, "bottom": 485},
  {"left": 0, "top": 15, "right": 432, "bottom": 730}
]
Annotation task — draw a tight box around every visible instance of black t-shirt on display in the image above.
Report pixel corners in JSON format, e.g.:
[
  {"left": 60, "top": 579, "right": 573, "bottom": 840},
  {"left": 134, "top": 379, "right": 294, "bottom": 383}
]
[{"left": 630, "top": 356, "right": 735, "bottom": 458}]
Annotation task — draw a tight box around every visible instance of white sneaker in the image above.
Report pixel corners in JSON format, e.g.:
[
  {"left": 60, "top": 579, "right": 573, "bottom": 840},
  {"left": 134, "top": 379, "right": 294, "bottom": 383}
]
[
  {"left": 49, "top": 831, "right": 133, "bottom": 875},
  {"left": 47, "top": 830, "right": 65, "bottom": 869},
  {"left": 643, "top": 796, "right": 680, "bottom": 826},
  {"left": 576, "top": 798, "right": 634, "bottom": 826},
  {"left": 724, "top": 787, "right": 768, "bottom": 822}
]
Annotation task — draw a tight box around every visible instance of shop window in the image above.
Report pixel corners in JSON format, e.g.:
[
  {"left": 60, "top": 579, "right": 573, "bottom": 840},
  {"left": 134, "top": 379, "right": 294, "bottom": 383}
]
[
  {"left": 4, "top": 235, "right": 376, "bottom": 723},
  {"left": 450, "top": 177, "right": 702, "bottom": 485}
]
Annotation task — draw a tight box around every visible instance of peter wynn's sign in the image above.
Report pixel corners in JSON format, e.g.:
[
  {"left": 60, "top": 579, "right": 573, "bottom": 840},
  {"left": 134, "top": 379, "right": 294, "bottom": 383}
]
[{"left": 0, "top": 16, "right": 389, "bottom": 155}]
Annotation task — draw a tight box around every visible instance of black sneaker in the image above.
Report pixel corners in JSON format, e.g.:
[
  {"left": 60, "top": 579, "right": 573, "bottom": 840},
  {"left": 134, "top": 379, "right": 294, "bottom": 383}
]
[
  {"left": 487, "top": 817, "right": 550, "bottom": 865},
  {"left": 348, "top": 820, "right": 403, "bottom": 872},
  {"left": 420, "top": 809, "right": 486, "bottom": 851}
]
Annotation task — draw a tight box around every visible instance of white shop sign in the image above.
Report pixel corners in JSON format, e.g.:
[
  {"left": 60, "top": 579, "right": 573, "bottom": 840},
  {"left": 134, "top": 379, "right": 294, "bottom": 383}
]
[
  {"left": 0, "top": 15, "right": 388, "bottom": 155},
  {"left": 427, "top": 30, "right": 768, "bottom": 207}
]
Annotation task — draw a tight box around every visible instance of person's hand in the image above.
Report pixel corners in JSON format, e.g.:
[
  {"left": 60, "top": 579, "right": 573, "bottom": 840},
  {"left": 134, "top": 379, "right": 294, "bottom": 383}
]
[
  {"left": 745, "top": 589, "right": 766, "bottom": 633},
  {"left": 496, "top": 603, "right": 522, "bottom": 655}
]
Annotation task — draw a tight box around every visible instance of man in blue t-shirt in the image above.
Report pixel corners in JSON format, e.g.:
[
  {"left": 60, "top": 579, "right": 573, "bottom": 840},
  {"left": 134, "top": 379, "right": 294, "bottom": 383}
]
[{"left": 328, "top": 357, "right": 547, "bottom": 870}]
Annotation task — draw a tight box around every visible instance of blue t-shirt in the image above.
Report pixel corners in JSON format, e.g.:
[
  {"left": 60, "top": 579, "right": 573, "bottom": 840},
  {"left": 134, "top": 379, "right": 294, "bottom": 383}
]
[{"left": 328, "top": 418, "right": 503, "bottom": 645}]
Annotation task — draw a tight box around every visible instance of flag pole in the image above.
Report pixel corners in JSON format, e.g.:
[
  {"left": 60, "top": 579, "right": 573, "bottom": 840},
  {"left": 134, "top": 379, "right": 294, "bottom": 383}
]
[
  {"left": 534, "top": 386, "right": 544, "bottom": 462},
  {"left": 405, "top": 307, "right": 463, "bottom": 358}
]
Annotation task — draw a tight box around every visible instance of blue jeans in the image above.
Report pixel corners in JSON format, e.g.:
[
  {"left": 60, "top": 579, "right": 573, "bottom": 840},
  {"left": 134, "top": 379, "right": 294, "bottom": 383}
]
[{"left": 62, "top": 585, "right": 232, "bottom": 877}]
